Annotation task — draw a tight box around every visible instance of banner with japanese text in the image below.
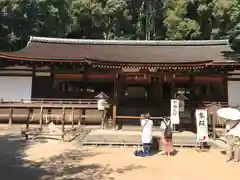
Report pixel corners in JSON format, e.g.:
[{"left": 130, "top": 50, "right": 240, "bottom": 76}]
[
  {"left": 170, "top": 99, "right": 180, "bottom": 124},
  {"left": 195, "top": 109, "right": 209, "bottom": 142}
]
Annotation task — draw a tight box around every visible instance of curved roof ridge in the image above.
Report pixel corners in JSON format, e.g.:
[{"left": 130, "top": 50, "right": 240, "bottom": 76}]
[{"left": 29, "top": 36, "right": 229, "bottom": 46}]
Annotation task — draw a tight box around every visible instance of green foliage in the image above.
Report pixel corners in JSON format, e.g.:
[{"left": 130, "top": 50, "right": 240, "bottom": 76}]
[
  {"left": 0, "top": 0, "right": 72, "bottom": 50},
  {"left": 163, "top": 0, "right": 200, "bottom": 40},
  {"left": 0, "top": 0, "right": 240, "bottom": 51},
  {"left": 229, "top": 23, "right": 240, "bottom": 52}
]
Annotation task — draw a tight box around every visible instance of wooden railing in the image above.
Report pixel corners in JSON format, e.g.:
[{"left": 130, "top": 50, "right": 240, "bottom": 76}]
[
  {"left": 0, "top": 98, "right": 99, "bottom": 105},
  {"left": 0, "top": 98, "right": 110, "bottom": 141},
  {"left": 0, "top": 98, "right": 109, "bottom": 128}
]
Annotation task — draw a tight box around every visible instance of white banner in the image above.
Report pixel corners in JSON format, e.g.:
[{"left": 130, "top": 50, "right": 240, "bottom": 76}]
[
  {"left": 195, "top": 109, "right": 208, "bottom": 142},
  {"left": 170, "top": 99, "right": 180, "bottom": 124}
]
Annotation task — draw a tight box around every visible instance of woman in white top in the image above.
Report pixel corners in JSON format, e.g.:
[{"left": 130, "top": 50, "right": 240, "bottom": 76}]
[
  {"left": 140, "top": 113, "right": 153, "bottom": 156},
  {"left": 226, "top": 119, "right": 240, "bottom": 162}
]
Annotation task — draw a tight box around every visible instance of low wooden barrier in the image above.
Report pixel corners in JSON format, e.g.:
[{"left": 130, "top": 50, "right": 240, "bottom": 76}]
[
  {"left": 116, "top": 115, "right": 169, "bottom": 130},
  {"left": 0, "top": 99, "right": 109, "bottom": 141},
  {"left": 116, "top": 116, "right": 167, "bottom": 120}
]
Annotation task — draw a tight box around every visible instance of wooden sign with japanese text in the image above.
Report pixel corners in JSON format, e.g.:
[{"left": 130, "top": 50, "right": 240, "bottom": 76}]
[
  {"left": 195, "top": 109, "right": 209, "bottom": 142},
  {"left": 170, "top": 99, "right": 180, "bottom": 124}
]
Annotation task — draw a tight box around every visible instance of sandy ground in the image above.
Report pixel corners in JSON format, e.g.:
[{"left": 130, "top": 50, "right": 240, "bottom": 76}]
[{"left": 0, "top": 129, "right": 239, "bottom": 180}]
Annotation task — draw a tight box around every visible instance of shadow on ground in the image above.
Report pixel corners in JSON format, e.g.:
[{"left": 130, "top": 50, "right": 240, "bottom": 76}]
[{"left": 0, "top": 133, "right": 144, "bottom": 180}]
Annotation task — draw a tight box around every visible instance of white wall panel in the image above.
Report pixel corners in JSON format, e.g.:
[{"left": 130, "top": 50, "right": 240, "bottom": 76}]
[
  {"left": 228, "top": 81, "right": 240, "bottom": 105},
  {"left": 0, "top": 76, "right": 32, "bottom": 101}
]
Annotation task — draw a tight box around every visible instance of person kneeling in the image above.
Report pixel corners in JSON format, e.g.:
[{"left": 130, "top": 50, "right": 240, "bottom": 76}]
[
  {"left": 140, "top": 113, "right": 153, "bottom": 156},
  {"left": 160, "top": 117, "right": 174, "bottom": 156}
]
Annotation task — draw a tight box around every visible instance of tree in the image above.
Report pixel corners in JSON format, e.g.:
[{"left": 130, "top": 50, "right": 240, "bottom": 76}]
[
  {"left": 69, "top": 0, "right": 131, "bottom": 40},
  {"left": 102, "top": 0, "right": 132, "bottom": 39},
  {"left": 163, "top": 0, "right": 200, "bottom": 40},
  {"left": 154, "top": 0, "right": 166, "bottom": 40},
  {"left": 228, "top": 23, "right": 240, "bottom": 52},
  {"left": 211, "top": 0, "right": 240, "bottom": 39},
  {"left": 1, "top": 0, "right": 240, "bottom": 51},
  {"left": 195, "top": 0, "right": 240, "bottom": 40},
  {"left": 0, "top": 0, "right": 72, "bottom": 51}
]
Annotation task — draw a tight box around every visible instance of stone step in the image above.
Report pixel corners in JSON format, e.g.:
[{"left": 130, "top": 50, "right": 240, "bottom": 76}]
[{"left": 81, "top": 134, "right": 198, "bottom": 147}]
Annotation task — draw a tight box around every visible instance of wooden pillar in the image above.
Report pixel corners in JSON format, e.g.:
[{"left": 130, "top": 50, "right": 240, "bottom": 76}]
[
  {"left": 112, "top": 73, "right": 118, "bottom": 129},
  {"left": 112, "top": 105, "right": 117, "bottom": 129},
  {"left": 39, "top": 106, "right": 43, "bottom": 129},
  {"left": 82, "top": 65, "right": 88, "bottom": 124},
  {"left": 49, "top": 65, "right": 54, "bottom": 98},
  {"left": 171, "top": 73, "right": 176, "bottom": 98},
  {"left": 61, "top": 107, "right": 65, "bottom": 133},
  {"left": 71, "top": 107, "right": 75, "bottom": 128},
  {"left": 8, "top": 108, "right": 13, "bottom": 126},
  {"left": 190, "top": 74, "right": 195, "bottom": 128},
  {"left": 223, "top": 73, "right": 228, "bottom": 103},
  {"left": 171, "top": 73, "right": 176, "bottom": 131},
  {"left": 212, "top": 114, "right": 217, "bottom": 140}
]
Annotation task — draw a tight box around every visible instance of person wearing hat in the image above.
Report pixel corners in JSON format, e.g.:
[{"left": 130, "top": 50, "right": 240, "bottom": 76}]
[{"left": 225, "top": 119, "right": 240, "bottom": 162}]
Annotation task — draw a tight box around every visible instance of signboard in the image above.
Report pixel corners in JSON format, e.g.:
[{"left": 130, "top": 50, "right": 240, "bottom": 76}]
[
  {"left": 195, "top": 109, "right": 208, "bottom": 142},
  {"left": 170, "top": 99, "right": 180, "bottom": 124}
]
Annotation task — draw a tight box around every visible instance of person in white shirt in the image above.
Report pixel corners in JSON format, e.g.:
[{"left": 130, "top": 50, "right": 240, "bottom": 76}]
[
  {"left": 140, "top": 113, "right": 153, "bottom": 156},
  {"left": 225, "top": 119, "right": 240, "bottom": 162}
]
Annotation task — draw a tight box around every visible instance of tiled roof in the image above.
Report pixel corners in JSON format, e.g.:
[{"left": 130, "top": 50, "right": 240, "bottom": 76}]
[
  {"left": 0, "top": 36, "right": 237, "bottom": 64},
  {"left": 30, "top": 36, "right": 228, "bottom": 46}
]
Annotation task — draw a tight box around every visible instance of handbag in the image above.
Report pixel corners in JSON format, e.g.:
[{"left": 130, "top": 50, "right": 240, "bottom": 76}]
[
  {"left": 163, "top": 121, "right": 172, "bottom": 139},
  {"left": 141, "top": 119, "right": 149, "bottom": 132}
]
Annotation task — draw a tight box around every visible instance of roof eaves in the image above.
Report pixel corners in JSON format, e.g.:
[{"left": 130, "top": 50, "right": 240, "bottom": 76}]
[
  {"left": 29, "top": 36, "right": 229, "bottom": 46},
  {"left": 0, "top": 53, "right": 88, "bottom": 62}
]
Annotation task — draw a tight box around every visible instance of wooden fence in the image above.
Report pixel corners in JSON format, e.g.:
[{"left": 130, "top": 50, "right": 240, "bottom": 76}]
[{"left": 0, "top": 98, "right": 110, "bottom": 140}]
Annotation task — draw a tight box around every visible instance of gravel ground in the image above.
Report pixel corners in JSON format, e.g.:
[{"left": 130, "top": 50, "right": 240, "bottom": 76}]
[{"left": 0, "top": 128, "right": 239, "bottom": 180}]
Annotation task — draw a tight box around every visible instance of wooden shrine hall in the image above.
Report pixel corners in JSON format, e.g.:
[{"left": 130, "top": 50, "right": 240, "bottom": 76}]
[{"left": 0, "top": 36, "right": 240, "bottom": 130}]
